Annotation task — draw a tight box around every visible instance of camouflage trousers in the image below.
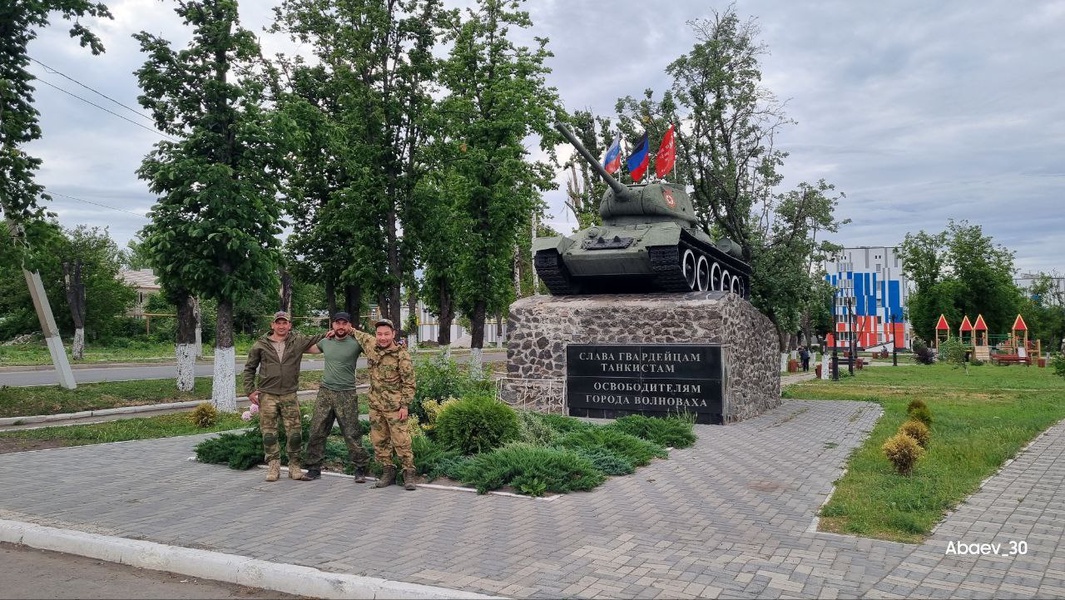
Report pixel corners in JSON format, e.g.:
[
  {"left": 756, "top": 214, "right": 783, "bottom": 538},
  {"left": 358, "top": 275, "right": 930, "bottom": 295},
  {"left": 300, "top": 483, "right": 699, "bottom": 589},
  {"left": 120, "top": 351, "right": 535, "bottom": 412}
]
[
  {"left": 369, "top": 408, "right": 414, "bottom": 470},
  {"left": 259, "top": 392, "right": 302, "bottom": 463},
  {"left": 304, "top": 387, "right": 370, "bottom": 470}
]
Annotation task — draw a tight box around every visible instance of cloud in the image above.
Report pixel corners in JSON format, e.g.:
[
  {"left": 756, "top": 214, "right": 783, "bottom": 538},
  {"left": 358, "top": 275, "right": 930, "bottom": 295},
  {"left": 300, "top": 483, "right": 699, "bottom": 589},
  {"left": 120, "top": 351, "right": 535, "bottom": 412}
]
[{"left": 21, "top": 0, "right": 1065, "bottom": 276}]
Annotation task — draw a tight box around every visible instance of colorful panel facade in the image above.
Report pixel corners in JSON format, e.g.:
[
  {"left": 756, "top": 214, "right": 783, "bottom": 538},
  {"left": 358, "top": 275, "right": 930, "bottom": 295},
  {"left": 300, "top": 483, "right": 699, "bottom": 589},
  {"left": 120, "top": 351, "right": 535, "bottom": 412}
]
[{"left": 824, "top": 246, "right": 911, "bottom": 350}]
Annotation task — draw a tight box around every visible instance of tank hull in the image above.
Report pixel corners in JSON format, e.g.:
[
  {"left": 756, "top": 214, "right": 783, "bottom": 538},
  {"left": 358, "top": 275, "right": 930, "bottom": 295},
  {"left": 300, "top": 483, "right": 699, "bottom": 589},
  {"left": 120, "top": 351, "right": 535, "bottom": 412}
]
[{"left": 534, "top": 223, "right": 751, "bottom": 298}]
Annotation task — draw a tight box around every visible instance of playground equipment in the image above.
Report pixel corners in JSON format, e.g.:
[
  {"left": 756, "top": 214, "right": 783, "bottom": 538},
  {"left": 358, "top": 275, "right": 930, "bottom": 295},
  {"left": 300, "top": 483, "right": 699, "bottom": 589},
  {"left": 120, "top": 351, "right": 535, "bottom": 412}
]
[
  {"left": 934, "top": 314, "right": 950, "bottom": 349},
  {"left": 989, "top": 314, "right": 1041, "bottom": 366}
]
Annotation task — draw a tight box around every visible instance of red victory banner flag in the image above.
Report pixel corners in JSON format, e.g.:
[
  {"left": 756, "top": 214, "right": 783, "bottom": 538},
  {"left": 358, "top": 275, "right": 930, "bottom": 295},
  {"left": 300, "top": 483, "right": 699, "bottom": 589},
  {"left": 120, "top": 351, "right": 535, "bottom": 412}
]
[{"left": 655, "top": 123, "right": 675, "bottom": 178}]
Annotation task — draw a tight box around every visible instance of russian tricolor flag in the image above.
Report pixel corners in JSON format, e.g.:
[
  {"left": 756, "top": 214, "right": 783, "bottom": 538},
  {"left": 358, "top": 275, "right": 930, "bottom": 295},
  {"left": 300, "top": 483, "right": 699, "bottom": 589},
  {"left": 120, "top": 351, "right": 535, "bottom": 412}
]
[{"left": 602, "top": 134, "right": 622, "bottom": 174}]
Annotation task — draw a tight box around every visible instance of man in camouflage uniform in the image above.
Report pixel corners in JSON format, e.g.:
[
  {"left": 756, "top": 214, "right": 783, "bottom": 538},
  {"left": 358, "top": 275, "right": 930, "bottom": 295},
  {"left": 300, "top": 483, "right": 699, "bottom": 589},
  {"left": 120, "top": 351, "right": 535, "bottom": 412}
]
[
  {"left": 350, "top": 318, "right": 417, "bottom": 490},
  {"left": 302, "top": 312, "right": 371, "bottom": 483},
  {"left": 243, "top": 311, "right": 325, "bottom": 482}
]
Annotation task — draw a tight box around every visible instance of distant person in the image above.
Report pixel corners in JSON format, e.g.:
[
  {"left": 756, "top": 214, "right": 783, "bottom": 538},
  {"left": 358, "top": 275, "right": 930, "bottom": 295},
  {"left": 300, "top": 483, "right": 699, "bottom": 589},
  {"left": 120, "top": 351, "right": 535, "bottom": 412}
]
[
  {"left": 799, "top": 346, "right": 810, "bottom": 372},
  {"left": 348, "top": 318, "right": 418, "bottom": 490},
  {"left": 302, "top": 312, "right": 371, "bottom": 483},
  {"left": 243, "top": 311, "right": 325, "bottom": 482}
]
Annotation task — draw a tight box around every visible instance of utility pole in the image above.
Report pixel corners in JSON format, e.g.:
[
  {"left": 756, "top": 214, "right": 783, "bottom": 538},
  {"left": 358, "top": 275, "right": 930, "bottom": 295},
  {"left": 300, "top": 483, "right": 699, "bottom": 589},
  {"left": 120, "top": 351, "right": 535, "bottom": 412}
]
[{"left": 7, "top": 220, "right": 76, "bottom": 388}]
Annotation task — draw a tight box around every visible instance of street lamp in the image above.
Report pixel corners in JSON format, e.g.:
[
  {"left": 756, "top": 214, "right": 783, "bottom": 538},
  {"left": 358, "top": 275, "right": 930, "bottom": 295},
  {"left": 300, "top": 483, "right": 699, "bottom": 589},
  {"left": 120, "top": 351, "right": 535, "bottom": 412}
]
[{"left": 847, "top": 296, "right": 856, "bottom": 376}]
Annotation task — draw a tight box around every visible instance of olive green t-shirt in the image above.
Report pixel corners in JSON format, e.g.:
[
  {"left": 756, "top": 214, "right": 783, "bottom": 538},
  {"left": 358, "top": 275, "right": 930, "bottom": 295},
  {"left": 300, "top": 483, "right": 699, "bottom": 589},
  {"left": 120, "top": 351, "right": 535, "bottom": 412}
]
[{"left": 317, "top": 336, "right": 363, "bottom": 391}]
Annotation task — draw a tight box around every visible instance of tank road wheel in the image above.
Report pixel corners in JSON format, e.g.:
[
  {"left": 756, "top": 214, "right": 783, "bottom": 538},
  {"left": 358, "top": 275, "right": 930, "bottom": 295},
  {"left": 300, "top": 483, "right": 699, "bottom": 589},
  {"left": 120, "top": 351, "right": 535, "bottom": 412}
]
[
  {"left": 710, "top": 262, "right": 722, "bottom": 291},
  {"left": 696, "top": 255, "right": 710, "bottom": 291},
  {"left": 731, "top": 275, "right": 742, "bottom": 294},
  {"left": 682, "top": 249, "right": 698, "bottom": 290},
  {"left": 720, "top": 269, "right": 730, "bottom": 292}
]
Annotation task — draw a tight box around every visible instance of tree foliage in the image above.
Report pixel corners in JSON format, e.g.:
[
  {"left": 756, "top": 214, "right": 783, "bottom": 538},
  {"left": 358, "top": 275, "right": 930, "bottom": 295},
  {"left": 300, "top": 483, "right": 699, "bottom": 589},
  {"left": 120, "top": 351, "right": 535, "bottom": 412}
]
[
  {"left": 0, "top": 0, "right": 111, "bottom": 236},
  {"left": 135, "top": 0, "right": 289, "bottom": 407},
  {"left": 433, "top": 0, "right": 558, "bottom": 351},
  {"left": 900, "top": 220, "right": 1022, "bottom": 342},
  {"left": 610, "top": 7, "right": 848, "bottom": 347}
]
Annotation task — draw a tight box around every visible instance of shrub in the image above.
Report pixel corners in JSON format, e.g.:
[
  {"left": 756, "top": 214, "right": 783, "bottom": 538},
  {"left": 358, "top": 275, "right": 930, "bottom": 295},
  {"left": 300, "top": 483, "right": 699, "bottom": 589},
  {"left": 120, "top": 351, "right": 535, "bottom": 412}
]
[
  {"left": 571, "top": 447, "right": 635, "bottom": 476},
  {"left": 454, "top": 442, "right": 605, "bottom": 495},
  {"left": 412, "top": 354, "right": 495, "bottom": 421},
  {"left": 516, "top": 411, "right": 561, "bottom": 446},
  {"left": 189, "top": 402, "right": 218, "bottom": 428},
  {"left": 434, "top": 393, "right": 521, "bottom": 455},
  {"left": 411, "top": 434, "right": 463, "bottom": 479},
  {"left": 419, "top": 397, "right": 461, "bottom": 436},
  {"left": 882, "top": 432, "right": 924, "bottom": 475},
  {"left": 898, "top": 419, "right": 931, "bottom": 448},
  {"left": 608, "top": 414, "right": 696, "bottom": 448},
  {"left": 555, "top": 426, "right": 666, "bottom": 467},
  {"left": 912, "top": 340, "right": 936, "bottom": 365},
  {"left": 536, "top": 413, "right": 595, "bottom": 435},
  {"left": 195, "top": 430, "right": 262, "bottom": 469},
  {"left": 909, "top": 405, "right": 933, "bottom": 427},
  {"left": 906, "top": 399, "right": 928, "bottom": 414}
]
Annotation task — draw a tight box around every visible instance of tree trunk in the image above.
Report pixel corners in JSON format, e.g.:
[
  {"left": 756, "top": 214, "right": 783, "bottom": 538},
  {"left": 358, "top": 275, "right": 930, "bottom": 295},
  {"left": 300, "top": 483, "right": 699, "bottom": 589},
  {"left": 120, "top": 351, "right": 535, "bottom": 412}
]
[
  {"left": 325, "top": 279, "right": 336, "bottom": 317},
  {"left": 386, "top": 206, "right": 402, "bottom": 326},
  {"left": 62, "top": 261, "right": 86, "bottom": 360},
  {"left": 345, "top": 284, "right": 360, "bottom": 327},
  {"left": 469, "top": 299, "right": 486, "bottom": 377},
  {"left": 211, "top": 299, "right": 237, "bottom": 412},
  {"left": 436, "top": 280, "right": 454, "bottom": 347},
  {"left": 193, "top": 297, "right": 203, "bottom": 358},
  {"left": 406, "top": 288, "right": 418, "bottom": 346},
  {"left": 72, "top": 328, "right": 85, "bottom": 361},
  {"left": 176, "top": 294, "right": 197, "bottom": 392},
  {"left": 279, "top": 269, "right": 293, "bottom": 313}
]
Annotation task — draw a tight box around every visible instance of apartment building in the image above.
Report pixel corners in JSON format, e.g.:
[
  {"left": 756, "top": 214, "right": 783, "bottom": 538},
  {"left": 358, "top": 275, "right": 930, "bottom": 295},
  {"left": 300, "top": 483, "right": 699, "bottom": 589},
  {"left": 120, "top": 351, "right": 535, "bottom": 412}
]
[{"left": 824, "top": 246, "right": 911, "bottom": 351}]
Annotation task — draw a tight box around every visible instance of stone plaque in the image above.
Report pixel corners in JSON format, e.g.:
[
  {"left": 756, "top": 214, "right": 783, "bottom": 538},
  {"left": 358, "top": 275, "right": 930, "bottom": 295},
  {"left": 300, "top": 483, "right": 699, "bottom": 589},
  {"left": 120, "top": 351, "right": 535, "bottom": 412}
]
[{"left": 566, "top": 344, "right": 724, "bottom": 424}]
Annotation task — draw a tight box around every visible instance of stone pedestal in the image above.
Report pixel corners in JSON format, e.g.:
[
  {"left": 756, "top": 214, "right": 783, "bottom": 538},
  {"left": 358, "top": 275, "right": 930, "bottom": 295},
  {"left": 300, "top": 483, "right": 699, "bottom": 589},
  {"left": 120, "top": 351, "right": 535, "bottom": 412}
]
[{"left": 499, "top": 291, "right": 780, "bottom": 424}]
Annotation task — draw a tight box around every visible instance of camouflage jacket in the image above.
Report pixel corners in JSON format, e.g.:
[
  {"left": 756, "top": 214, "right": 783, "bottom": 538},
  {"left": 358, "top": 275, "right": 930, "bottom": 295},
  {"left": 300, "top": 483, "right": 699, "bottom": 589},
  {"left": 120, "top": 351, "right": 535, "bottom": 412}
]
[
  {"left": 352, "top": 330, "right": 416, "bottom": 412},
  {"left": 242, "top": 330, "right": 325, "bottom": 396}
]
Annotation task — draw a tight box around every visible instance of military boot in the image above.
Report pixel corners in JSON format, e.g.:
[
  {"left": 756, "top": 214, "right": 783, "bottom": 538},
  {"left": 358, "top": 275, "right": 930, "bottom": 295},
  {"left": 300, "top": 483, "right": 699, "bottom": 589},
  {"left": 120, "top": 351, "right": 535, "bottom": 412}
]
[
  {"left": 375, "top": 466, "right": 396, "bottom": 488},
  {"left": 353, "top": 467, "right": 367, "bottom": 484},
  {"left": 402, "top": 468, "right": 417, "bottom": 491},
  {"left": 265, "top": 459, "right": 280, "bottom": 482},
  {"left": 288, "top": 461, "right": 306, "bottom": 480}
]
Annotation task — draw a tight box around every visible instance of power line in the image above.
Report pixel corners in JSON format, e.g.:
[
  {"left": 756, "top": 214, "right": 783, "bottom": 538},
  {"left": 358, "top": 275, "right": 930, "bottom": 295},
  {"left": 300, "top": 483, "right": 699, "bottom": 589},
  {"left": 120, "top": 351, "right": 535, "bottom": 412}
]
[
  {"left": 29, "top": 57, "right": 155, "bottom": 124},
  {"left": 33, "top": 77, "right": 177, "bottom": 141},
  {"left": 47, "top": 190, "right": 150, "bottom": 218}
]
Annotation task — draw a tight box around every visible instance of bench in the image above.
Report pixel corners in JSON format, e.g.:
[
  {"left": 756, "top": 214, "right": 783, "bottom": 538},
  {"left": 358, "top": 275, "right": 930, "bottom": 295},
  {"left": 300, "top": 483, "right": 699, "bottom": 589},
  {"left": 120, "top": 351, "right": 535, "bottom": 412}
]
[{"left": 989, "top": 354, "right": 1031, "bottom": 366}]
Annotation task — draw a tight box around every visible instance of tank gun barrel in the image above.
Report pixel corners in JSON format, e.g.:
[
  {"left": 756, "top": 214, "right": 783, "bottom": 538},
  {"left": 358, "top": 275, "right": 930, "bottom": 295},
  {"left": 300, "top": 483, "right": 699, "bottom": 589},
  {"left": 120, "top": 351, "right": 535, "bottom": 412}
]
[{"left": 554, "top": 122, "right": 633, "bottom": 201}]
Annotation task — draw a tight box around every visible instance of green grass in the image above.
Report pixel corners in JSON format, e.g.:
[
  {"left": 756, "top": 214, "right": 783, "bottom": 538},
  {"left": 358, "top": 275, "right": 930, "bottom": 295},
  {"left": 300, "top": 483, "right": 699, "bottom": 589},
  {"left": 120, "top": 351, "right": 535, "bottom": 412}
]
[
  {"left": 783, "top": 362, "right": 1065, "bottom": 543},
  {"left": 0, "top": 340, "right": 257, "bottom": 366},
  {"left": 0, "top": 411, "right": 250, "bottom": 447},
  {"left": 0, "top": 372, "right": 325, "bottom": 418}
]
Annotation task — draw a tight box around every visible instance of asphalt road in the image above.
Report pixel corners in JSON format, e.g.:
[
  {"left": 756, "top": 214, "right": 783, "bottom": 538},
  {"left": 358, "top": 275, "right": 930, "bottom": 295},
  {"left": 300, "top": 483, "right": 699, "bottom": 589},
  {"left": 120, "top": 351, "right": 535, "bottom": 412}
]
[
  {"left": 0, "top": 541, "right": 304, "bottom": 599},
  {"left": 0, "top": 350, "right": 507, "bottom": 387}
]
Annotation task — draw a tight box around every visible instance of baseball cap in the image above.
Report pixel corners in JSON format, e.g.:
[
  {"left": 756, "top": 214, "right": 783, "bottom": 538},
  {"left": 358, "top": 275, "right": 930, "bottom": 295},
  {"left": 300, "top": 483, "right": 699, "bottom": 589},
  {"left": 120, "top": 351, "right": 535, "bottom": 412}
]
[
  {"left": 374, "top": 318, "right": 395, "bottom": 330},
  {"left": 332, "top": 311, "right": 352, "bottom": 322},
  {"left": 273, "top": 311, "right": 291, "bottom": 322}
]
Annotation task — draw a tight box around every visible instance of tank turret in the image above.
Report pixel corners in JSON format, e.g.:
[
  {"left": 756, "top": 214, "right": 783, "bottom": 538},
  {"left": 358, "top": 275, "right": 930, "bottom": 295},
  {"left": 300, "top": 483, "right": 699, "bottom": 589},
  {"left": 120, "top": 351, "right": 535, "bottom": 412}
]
[{"left": 534, "top": 123, "right": 751, "bottom": 297}]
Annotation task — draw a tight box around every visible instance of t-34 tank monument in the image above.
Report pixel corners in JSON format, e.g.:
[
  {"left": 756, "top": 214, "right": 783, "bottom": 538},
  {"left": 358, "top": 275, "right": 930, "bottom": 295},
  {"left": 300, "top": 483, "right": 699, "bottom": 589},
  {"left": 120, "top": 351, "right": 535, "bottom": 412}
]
[
  {"left": 534, "top": 124, "right": 752, "bottom": 298},
  {"left": 499, "top": 123, "right": 779, "bottom": 424}
]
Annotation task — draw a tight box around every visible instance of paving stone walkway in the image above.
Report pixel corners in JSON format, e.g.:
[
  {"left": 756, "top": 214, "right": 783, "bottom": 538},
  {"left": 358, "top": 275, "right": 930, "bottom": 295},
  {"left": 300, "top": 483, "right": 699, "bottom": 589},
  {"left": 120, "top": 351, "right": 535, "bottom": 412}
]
[{"left": 0, "top": 398, "right": 1062, "bottom": 598}]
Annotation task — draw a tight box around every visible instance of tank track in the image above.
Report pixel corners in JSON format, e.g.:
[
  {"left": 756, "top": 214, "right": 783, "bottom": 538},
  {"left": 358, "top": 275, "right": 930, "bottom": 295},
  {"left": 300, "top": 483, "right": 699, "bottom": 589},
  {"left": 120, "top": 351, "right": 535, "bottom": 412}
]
[
  {"left": 534, "top": 249, "right": 577, "bottom": 295},
  {"left": 650, "top": 233, "right": 752, "bottom": 298}
]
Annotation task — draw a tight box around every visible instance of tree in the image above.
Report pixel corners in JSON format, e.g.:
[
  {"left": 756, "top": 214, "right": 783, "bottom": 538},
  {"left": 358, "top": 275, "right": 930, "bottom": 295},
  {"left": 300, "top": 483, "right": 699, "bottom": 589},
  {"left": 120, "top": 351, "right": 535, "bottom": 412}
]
[
  {"left": 900, "top": 220, "right": 1022, "bottom": 342},
  {"left": 270, "top": 0, "right": 452, "bottom": 327},
  {"left": 611, "top": 7, "right": 848, "bottom": 349},
  {"left": 121, "top": 234, "right": 154, "bottom": 270},
  {"left": 1018, "top": 272, "right": 1065, "bottom": 353},
  {"left": 0, "top": 1, "right": 111, "bottom": 230},
  {"left": 436, "top": 0, "right": 559, "bottom": 370},
  {"left": 58, "top": 225, "right": 135, "bottom": 358},
  {"left": 135, "top": 0, "right": 287, "bottom": 409}
]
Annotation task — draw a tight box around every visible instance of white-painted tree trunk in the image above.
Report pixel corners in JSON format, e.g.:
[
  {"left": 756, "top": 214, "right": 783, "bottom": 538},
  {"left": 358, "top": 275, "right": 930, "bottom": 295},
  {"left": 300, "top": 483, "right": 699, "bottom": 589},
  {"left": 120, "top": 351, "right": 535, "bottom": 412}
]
[
  {"left": 440, "top": 344, "right": 451, "bottom": 361},
  {"left": 211, "top": 345, "right": 237, "bottom": 412},
  {"left": 176, "top": 343, "right": 195, "bottom": 392},
  {"left": 194, "top": 326, "right": 203, "bottom": 358},
  {"left": 780, "top": 352, "right": 788, "bottom": 373},
  {"left": 469, "top": 347, "right": 483, "bottom": 379},
  {"left": 821, "top": 352, "right": 831, "bottom": 379},
  {"left": 72, "top": 328, "right": 85, "bottom": 361}
]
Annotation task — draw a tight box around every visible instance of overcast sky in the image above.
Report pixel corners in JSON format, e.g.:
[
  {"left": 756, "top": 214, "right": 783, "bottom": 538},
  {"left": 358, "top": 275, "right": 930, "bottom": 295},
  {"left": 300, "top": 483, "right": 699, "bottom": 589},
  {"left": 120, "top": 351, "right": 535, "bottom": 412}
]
[{"left": 25, "top": 0, "right": 1065, "bottom": 276}]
